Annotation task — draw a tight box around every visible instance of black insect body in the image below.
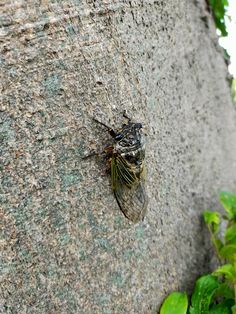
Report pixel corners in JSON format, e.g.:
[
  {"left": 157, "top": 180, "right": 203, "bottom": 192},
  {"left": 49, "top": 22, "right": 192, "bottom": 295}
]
[{"left": 93, "top": 115, "right": 148, "bottom": 223}]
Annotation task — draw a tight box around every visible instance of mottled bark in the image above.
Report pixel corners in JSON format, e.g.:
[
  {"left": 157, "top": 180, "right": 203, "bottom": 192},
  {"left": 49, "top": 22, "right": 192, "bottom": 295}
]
[{"left": 1, "top": 0, "right": 236, "bottom": 313}]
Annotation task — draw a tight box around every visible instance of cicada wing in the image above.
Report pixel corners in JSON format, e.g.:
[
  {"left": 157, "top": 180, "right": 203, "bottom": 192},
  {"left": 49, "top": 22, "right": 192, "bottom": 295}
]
[
  {"left": 111, "top": 155, "right": 148, "bottom": 223},
  {"left": 115, "top": 181, "right": 148, "bottom": 223}
]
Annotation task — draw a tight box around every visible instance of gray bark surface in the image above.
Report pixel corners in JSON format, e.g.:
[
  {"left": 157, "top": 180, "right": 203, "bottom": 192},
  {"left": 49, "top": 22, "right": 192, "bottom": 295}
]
[{"left": 1, "top": 0, "right": 236, "bottom": 313}]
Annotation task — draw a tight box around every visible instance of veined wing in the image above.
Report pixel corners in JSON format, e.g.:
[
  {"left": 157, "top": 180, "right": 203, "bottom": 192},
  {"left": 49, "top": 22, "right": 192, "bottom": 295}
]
[{"left": 111, "top": 155, "right": 147, "bottom": 223}]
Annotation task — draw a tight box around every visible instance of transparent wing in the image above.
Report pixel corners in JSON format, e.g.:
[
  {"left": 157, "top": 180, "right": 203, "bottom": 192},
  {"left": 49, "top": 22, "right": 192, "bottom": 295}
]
[{"left": 111, "top": 155, "right": 148, "bottom": 223}]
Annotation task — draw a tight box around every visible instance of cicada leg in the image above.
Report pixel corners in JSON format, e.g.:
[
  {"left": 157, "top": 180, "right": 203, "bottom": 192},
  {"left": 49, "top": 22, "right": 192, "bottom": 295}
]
[
  {"left": 82, "top": 145, "right": 113, "bottom": 160},
  {"left": 93, "top": 118, "right": 118, "bottom": 138},
  {"left": 82, "top": 150, "right": 98, "bottom": 160},
  {"left": 122, "top": 110, "right": 131, "bottom": 123},
  {"left": 82, "top": 118, "right": 116, "bottom": 159}
]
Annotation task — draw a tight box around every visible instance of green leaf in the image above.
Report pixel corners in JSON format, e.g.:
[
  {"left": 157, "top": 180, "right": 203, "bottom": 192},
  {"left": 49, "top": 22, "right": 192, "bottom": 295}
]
[
  {"left": 212, "top": 264, "right": 236, "bottom": 281},
  {"left": 209, "top": 299, "right": 235, "bottom": 314},
  {"left": 189, "top": 275, "right": 220, "bottom": 314},
  {"left": 219, "top": 244, "right": 236, "bottom": 260},
  {"left": 232, "top": 304, "right": 236, "bottom": 314},
  {"left": 203, "top": 211, "right": 220, "bottom": 233},
  {"left": 215, "top": 18, "right": 228, "bottom": 37},
  {"left": 225, "top": 225, "right": 236, "bottom": 245},
  {"left": 160, "top": 292, "right": 188, "bottom": 314},
  {"left": 215, "top": 283, "right": 234, "bottom": 300},
  {"left": 213, "top": 238, "right": 224, "bottom": 253},
  {"left": 220, "top": 192, "right": 236, "bottom": 219},
  {"left": 208, "top": 0, "right": 228, "bottom": 36}
]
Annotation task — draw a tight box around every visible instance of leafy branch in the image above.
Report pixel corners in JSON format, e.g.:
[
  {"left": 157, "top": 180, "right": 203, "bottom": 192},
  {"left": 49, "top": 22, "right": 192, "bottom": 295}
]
[
  {"left": 208, "top": 0, "right": 229, "bottom": 37},
  {"left": 160, "top": 191, "right": 236, "bottom": 314}
]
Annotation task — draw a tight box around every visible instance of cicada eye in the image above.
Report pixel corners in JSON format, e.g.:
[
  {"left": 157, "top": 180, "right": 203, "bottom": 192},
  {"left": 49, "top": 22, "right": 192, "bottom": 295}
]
[{"left": 115, "top": 134, "right": 124, "bottom": 141}]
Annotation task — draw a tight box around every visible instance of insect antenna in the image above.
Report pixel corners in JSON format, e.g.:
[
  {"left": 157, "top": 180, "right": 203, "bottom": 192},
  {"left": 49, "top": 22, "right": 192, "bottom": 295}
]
[{"left": 93, "top": 118, "right": 117, "bottom": 138}]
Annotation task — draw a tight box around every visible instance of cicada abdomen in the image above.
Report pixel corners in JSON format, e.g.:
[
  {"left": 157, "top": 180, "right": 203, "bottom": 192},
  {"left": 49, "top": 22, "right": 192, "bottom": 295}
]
[{"left": 95, "top": 114, "right": 148, "bottom": 223}]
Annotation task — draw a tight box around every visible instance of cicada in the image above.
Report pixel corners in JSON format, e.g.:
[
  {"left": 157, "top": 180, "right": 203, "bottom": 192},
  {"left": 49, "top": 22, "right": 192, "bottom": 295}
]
[{"left": 91, "top": 113, "right": 148, "bottom": 223}]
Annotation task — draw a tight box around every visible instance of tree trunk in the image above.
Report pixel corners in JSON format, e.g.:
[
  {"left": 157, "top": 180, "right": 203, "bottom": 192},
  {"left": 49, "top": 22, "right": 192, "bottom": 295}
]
[{"left": 1, "top": 0, "right": 236, "bottom": 312}]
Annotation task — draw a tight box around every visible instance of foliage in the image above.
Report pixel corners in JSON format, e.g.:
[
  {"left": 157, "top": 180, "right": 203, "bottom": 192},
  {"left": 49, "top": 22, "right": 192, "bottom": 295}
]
[
  {"left": 208, "top": 1, "right": 236, "bottom": 105},
  {"left": 159, "top": 191, "right": 236, "bottom": 313},
  {"left": 208, "top": 0, "right": 229, "bottom": 37},
  {"left": 160, "top": 292, "right": 188, "bottom": 314}
]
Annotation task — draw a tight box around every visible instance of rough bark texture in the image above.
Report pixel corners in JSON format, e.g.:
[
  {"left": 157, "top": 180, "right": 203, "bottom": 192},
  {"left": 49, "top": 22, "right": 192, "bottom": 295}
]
[{"left": 1, "top": 0, "right": 236, "bottom": 313}]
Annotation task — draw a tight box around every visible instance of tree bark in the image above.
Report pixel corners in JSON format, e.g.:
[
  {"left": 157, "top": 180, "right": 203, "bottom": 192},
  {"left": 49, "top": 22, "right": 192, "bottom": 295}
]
[{"left": 1, "top": 0, "right": 236, "bottom": 312}]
